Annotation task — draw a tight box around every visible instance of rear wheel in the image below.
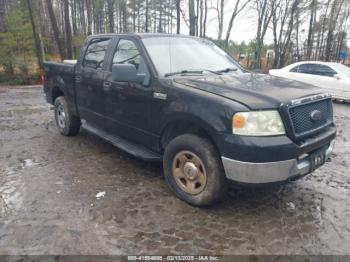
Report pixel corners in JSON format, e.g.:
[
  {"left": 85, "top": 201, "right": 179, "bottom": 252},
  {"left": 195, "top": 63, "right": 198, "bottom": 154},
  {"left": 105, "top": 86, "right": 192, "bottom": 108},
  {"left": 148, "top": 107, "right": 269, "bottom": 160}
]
[
  {"left": 163, "top": 134, "right": 227, "bottom": 206},
  {"left": 54, "top": 96, "right": 81, "bottom": 136}
]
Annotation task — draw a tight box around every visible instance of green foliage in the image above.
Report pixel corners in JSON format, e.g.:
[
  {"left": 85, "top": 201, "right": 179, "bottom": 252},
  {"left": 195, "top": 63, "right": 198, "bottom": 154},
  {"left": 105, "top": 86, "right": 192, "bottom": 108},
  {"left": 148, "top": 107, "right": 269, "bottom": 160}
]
[
  {"left": 73, "top": 34, "right": 86, "bottom": 57},
  {"left": 0, "top": 6, "right": 37, "bottom": 84}
]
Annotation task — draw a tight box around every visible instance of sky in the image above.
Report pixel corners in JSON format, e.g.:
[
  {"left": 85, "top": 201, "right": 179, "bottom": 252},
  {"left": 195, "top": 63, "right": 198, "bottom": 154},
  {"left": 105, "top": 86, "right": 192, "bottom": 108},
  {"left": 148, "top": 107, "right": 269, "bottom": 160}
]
[
  {"left": 179, "top": 2, "right": 271, "bottom": 44},
  {"left": 178, "top": 1, "right": 350, "bottom": 47}
]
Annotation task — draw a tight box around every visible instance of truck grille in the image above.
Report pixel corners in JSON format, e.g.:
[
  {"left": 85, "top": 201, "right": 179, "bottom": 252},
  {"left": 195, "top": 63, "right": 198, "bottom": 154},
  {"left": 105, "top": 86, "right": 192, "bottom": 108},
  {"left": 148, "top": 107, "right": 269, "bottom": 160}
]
[{"left": 288, "top": 98, "right": 333, "bottom": 138}]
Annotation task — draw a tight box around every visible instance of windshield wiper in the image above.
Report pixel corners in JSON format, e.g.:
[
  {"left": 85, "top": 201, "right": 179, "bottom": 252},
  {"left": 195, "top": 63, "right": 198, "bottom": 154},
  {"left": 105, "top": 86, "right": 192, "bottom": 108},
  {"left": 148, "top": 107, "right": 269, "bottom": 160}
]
[
  {"left": 202, "top": 69, "right": 222, "bottom": 75},
  {"left": 164, "top": 70, "right": 203, "bottom": 77},
  {"left": 216, "top": 67, "right": 238, "bottom": 73},
  {"left": 164, "top": 69, "right": 222, "bottom": 77}
]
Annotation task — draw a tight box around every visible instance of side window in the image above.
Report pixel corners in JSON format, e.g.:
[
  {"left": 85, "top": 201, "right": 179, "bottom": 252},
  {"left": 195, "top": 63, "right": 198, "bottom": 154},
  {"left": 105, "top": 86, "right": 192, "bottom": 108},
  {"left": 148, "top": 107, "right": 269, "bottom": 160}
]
[
  {"left": 83, "top": 38, "right": 111, "bottom": 70},
  {"left": 112, "top": 39, "right": 141, "bottom": 69},
  {"left": 315, "top": 65, "right": 337, "bottom": 77},
  {"left": 298, "top": 64, "right": 314, "bottom": 74},
  {"left": 112, "top": 39, "right": 150, "bottom": 85},
  {"left": 297, "top": 63, "right": 337, "bottom": 77},
  {"left": 290, "top": 66, "right": 299, "bottom": 72}
]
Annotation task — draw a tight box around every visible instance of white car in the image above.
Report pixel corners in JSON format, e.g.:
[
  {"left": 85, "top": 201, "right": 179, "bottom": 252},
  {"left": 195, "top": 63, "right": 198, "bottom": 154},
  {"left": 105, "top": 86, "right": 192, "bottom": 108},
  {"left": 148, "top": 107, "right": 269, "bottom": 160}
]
[{"left": 269, "top": 61, "right": 350, "bottom": 101}]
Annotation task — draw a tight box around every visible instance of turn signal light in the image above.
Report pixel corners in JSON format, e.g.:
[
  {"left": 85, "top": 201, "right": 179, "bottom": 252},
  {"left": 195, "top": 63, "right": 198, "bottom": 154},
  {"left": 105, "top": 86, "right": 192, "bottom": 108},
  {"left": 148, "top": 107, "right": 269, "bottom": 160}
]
[{"left": 233, "top": 113, "right": 245, "bottom": 129}]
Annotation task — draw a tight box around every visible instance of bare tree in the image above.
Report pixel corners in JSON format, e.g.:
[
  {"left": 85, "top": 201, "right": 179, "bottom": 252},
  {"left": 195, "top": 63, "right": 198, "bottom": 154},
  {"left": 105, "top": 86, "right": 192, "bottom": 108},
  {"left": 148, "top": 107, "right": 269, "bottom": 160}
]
[
  {"left": 176, "top": 0, "right": 181, "bottom": 34},
  {"left": 46, "top": 0, "right": 65, "bottom": 60},
  {"left": 189, "top": 0, "right": 196, "bottom": 35},
  {"left": 107, "top": 0, "right": 114, "bottom": 33},
  {"left": 325, "top": 0, "right": 345, "bottom": 61},
  {"left": 26, "top": 0, "right": 45, "bottom": 67},
  {"left": 203, "top": 0, "right": 207, "bottom": 37},
  {"left": 272, "top": 0, "right": 299, "bottom": 68},
  {"left": 306, "top": 0, "right": 317, "bottom": 60},
  {"left": 253, "top": 0, "right": 273, "bottom": 69},
  {"left": 224, "top": 0, "right": 252, "bottom": 49},
  {"left": 0, "top": 0, "right": 7, "bottom": 32},
  {"left": 64, "top": 0, "right": 73, "bottom": 59},
  {"left": 217, "top": 0, "right": 224, "bottom": 40}
]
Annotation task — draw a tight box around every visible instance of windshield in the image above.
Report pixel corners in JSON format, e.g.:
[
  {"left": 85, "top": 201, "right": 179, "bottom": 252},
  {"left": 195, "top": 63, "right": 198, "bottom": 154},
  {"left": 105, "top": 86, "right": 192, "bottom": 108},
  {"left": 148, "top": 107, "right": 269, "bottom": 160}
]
[
  {"left": 142, "top": 36, "right": 243, "bottom": 77},
  {"left": 332, "top": 63, "right": 350, "bottom": 77}
]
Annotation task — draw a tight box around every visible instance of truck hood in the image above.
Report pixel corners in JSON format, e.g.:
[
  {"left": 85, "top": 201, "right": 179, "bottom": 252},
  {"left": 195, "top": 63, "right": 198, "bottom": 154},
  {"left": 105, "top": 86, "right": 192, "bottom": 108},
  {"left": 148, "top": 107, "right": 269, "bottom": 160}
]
[{"left": 174, "top": 73, "right": 323, "bottom": 110}]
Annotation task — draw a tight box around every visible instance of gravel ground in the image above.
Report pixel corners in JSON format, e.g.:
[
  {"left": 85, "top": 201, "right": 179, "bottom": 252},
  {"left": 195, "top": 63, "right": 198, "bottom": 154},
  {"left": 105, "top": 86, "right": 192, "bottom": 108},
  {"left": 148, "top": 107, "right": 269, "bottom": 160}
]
[{"left": 0, "top": 85, "right": 349, "bottom": 255}]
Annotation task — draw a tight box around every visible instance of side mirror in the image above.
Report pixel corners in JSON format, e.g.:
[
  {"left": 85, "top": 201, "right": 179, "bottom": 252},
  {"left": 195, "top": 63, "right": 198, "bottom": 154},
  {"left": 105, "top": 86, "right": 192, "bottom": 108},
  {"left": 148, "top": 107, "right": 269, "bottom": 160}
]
[
  {"left": 334, "top": 74, "right": 342, "bottom": 80},
  {"left": 112, "top": 64, "right": 145, "bottom": 83}
]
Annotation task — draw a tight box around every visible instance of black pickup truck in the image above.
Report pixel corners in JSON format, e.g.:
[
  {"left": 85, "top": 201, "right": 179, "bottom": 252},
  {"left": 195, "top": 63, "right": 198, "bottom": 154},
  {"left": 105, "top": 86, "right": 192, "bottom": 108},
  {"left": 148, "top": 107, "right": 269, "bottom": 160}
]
[{"left": 43, "top": 33, "right": 336, "bottom": 206}]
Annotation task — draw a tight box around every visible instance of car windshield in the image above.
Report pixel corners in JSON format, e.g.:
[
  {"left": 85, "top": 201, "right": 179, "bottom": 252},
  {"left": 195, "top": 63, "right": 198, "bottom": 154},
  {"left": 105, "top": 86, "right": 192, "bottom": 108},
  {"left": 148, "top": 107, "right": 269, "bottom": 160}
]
[
  {"left": 332, "top": 63, "right": 350, "bottom": 77},
  {"left": 142, "top": 36, "right": 243, "bottom": 77}
]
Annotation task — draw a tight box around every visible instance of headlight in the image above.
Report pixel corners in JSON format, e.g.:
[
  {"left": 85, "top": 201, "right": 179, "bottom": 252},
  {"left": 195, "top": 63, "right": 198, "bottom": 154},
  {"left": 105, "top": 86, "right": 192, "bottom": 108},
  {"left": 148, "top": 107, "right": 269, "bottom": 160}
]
[{"left": 232, "top": 110, "right": 285, "bottom": 136}]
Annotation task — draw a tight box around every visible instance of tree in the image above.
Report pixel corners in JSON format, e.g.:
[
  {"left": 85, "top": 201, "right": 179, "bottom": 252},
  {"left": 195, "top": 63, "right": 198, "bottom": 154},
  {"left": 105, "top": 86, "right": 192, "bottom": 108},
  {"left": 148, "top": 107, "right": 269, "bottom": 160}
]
[
  {"left": 271, "top": 0, "right": 299, "bottom": 68},
  {"left": 224, "top": 0, "right": 252, "bottom": 49},
  {"left": 107, "top": 0, "right": 114, "bottom": 33},
  {"left": 64, "top": 0, "right": 73, "bottom": 59},
  {"left": 325, "top": 0, "right": 345, "bottom": 61},
  {"left": 26, "top": 0, "right": 44, "bottom": 68},
  {"left": 176, "top": 0, "right": 181, "bottom": 34},
  {"left": 306, "top": 0, "right": 317, "bottom": 60},
  {"left": 216, "top": 0, "right": 224, "bottom": 40},
  {"left": 46, "top": 0, "right": 65, "bottom": 60},
  {"left": 0, "top": 0, "right": 7, "bottom": 32},
  {"left": 189, "top": 0, "right": 195, "bottom": 35},
  {"left": 253, "top": 0, "right": 273, "bottom": 69}
]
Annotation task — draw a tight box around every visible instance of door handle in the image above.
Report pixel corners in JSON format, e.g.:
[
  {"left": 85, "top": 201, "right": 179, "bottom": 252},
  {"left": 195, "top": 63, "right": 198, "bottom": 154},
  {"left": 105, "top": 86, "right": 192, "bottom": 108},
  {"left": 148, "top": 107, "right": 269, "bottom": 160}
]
[
  {"left": 103, "top": 81, "right": 112, "bottom": 91},
  {"left": 75, "top": 76, "right": 82, "bottom": 83}
]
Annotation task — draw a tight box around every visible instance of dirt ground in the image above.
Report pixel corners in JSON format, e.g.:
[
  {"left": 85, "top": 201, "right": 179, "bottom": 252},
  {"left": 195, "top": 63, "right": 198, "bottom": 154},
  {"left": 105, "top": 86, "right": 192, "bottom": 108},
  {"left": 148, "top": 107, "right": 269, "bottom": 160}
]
[{"left": 0, "top": 85, "right": 350, "bottom": 255}]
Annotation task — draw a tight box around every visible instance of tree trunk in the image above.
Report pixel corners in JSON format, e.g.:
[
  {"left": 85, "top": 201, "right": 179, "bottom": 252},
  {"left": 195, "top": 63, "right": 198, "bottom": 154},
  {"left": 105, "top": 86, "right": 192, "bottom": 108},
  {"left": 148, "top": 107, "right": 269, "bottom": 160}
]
[
  {"left": 26, "top": 0, "right": 45, "bottom": 68},
  {"left": 217, "top": 0, "right": 224, "bottom": 40},
  {"left": 145, "top": 0, "right": 149, "bottom": 32},
  {"left": 195, "top": 0, "right": 199, "bottom": 36},
  {"left": 64, "top": 0, "right": 73, "bottom": 59},
  {"left": 203, "top": 0, "right": 207, "bottom": 37},
  {"left": 325, "top": 0, "right": 344, "bottom": 61},
  {"left": 0, "top": 0, "right": 7, "bottom": 32},
  {"left": 72, "top": 0, "right": 77, "bottom": 35},
  {"left": 158, "top": 3, "right": 162, "bottom": 32},
  {"left": 107, "top": 0, "right": 114, "bottom": 33},
  {"left": 46, "top": 0, "right": 65, "bottom": 60},
  {"left": 306, "top": 0, "right": 316, "bottom": 60},
  {"left": 176, "top": 0, "right": 180, "bottom": 34},
  {"left": 189, "top": 0, "right": 196, "bottom": 35}
]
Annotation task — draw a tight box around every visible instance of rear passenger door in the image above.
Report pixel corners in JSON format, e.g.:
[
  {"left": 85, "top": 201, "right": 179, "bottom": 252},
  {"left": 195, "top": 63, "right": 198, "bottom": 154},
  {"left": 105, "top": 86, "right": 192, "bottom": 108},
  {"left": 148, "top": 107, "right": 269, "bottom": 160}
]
[{"left": 75, "top": 37, "right": 111, "bottom": 128}]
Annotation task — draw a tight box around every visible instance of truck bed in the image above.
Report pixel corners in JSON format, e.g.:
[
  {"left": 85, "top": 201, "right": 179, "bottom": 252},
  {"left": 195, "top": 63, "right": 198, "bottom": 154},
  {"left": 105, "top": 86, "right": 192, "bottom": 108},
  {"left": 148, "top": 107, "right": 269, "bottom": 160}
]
[{"left": 43, "top": 61, "right": 77, "bottom": 111}]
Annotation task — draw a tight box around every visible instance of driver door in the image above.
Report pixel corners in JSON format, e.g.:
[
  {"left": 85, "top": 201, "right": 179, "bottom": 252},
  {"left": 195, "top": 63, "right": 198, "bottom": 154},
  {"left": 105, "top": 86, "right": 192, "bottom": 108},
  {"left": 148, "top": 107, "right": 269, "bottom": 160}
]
[{"left": 103, "top": 37, "right": 154, "bottom": 147}]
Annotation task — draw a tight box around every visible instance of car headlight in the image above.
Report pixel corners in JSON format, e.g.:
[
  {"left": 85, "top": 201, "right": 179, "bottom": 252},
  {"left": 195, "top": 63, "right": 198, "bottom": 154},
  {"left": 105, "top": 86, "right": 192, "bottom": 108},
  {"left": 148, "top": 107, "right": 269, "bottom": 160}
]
[{"left": 232, "top": 110, "right": 285, "bottom": 136}]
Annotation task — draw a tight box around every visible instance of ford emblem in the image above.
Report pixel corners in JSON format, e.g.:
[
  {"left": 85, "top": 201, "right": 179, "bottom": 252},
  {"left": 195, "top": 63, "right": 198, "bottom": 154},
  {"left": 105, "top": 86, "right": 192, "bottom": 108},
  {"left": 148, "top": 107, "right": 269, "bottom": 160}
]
[{"left": 310, "top": 110, "right": 322, "bottom": 121}]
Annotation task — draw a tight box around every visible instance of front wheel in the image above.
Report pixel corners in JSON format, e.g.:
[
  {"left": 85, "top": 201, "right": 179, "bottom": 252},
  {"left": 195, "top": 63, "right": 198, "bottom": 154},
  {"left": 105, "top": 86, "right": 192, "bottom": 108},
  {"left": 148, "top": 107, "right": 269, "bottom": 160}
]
[
  {"left": 54, "top": 96, "right": 81, "bottom": 136},
  {"left": 163, "top": 134, "right": 227, "bottom": 206}
]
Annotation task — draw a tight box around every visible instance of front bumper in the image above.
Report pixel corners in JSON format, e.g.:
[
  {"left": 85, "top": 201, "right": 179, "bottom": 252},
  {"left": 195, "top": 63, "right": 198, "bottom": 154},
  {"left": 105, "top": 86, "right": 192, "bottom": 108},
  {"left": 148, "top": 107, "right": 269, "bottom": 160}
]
[{"left": 222, "top": 141, "right": 334, "bottom": 184}]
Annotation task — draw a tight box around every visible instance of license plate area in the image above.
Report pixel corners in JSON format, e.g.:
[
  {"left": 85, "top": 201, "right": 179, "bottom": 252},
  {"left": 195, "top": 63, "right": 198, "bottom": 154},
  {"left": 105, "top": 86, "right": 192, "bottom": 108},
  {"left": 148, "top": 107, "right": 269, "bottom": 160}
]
[{"left": 309, "top": 148, "right": 326, "bottom": 172}]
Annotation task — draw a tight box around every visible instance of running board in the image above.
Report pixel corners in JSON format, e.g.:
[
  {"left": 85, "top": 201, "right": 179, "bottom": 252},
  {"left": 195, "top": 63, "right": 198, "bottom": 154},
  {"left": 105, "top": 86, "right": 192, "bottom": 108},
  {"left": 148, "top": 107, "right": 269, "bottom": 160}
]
[{"left": 83, "top": 123, "right": 162, "bottom": 161}]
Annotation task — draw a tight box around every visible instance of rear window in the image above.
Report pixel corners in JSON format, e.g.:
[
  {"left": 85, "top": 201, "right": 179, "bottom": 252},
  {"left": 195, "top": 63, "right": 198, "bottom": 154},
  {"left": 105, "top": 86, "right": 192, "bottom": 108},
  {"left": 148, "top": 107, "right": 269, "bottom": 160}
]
[{"left": 83, "top": 38, "right": 111, "bottom": 70}]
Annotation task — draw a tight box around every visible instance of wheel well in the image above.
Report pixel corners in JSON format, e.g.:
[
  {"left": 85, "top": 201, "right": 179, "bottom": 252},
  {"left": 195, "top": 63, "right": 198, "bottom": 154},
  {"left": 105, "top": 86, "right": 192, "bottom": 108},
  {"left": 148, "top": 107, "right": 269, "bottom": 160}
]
[
  {"left": 51, "top": 87, "right": 64, "bottom": 104},
  {"left": 160, "top": 120, "right": 219, "bottom": 153}
]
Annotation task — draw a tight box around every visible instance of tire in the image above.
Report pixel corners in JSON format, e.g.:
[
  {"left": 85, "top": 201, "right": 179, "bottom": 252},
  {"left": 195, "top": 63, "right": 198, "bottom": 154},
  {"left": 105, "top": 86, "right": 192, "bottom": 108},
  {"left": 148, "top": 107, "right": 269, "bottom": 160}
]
[
  {"left": 163, "top": 134, "right": 227, "bottom": 206},
  {"left": 54, "top": 96, "right": 81, "bottom": 136}
]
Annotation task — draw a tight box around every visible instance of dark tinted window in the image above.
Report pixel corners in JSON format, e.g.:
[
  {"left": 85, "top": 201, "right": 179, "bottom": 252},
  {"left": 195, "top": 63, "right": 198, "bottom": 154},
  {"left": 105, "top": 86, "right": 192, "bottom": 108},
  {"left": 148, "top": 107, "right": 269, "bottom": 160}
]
[
  {"left": 83, "top": 38, "right": 111, "bottom": 69},
  {"left": 112, "top": 39, "right": 141, "bottom": 69},
  {"left": 297, "top": 63, "right": 337, "bottom": 77},
  {"left": 290, "top": 66, "right": 299, "bottom": 72}
]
